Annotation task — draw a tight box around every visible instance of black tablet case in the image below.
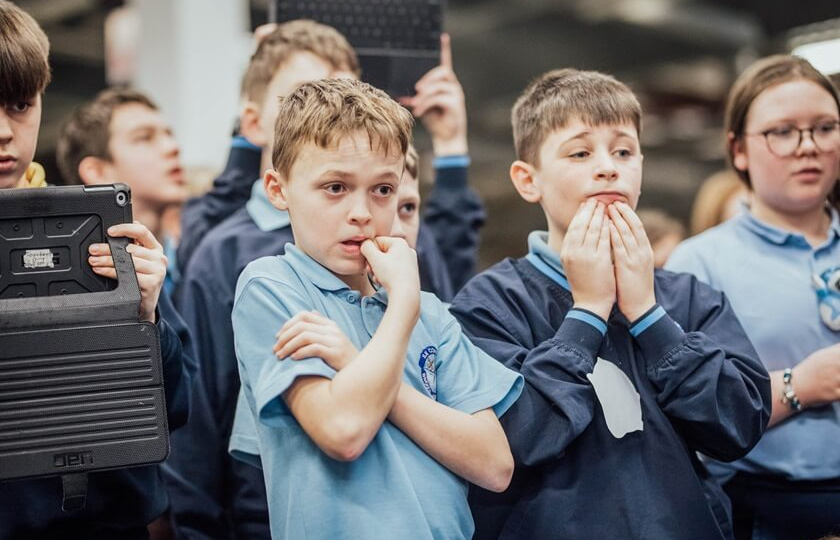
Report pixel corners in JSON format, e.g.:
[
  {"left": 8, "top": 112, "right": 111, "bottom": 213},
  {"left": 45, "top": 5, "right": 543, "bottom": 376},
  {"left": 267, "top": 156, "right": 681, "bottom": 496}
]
[{"left": 0, "top": 185, "right": 168, "bottom": 490}]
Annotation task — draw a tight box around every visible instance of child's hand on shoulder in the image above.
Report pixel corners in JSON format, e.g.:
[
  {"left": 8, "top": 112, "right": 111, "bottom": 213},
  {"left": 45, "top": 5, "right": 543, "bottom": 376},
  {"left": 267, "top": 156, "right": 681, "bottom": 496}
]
[
  {"left": 274, "top": 311, "right": 358, "bottom": 371},
  {"left": 88, "top": 221, "right": 166, "bottom": 324},
  {"left": 361, "top": 236, "right": 420, "bottom": 311},
  {"left": 607, "top": 202, "right": 656, "bottom": 322},
  {"left": 561, "top": 199, "right": 616, "bottom": 320}
]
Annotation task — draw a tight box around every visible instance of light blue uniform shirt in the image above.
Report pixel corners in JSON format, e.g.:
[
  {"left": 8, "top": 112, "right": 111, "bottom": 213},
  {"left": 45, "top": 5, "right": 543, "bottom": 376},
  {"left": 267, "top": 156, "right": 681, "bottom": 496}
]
[
  {"left": 231, "top": 244, "right": 523, "bottom": 540},
  {"left": 667, "top": 208, "right": 840, "bottom": 481}
]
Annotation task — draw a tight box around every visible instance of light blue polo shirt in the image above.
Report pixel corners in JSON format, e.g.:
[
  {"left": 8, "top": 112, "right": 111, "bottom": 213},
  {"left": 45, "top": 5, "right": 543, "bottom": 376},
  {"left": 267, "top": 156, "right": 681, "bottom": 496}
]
[
  {"left": 667, "top": 208, "right": 840, "bottom": 481},
  {"left": 230, "top": 244, "right": 523, "bottom": 540}
]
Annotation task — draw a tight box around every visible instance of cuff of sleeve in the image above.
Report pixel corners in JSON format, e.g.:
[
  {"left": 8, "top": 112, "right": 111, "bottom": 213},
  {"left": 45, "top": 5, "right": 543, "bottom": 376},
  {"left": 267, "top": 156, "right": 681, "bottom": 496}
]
[
  {"left": 433, "top": 158, "right": 469, "bottom": 191},
  {"left": 632, "top": 307, "right": 686, "bottom": 364},
  {"left": 155, "top": 313, "right": 174, "bottom": 359},
  {"left": 555, "top": 309, "right": 606, "bottom": 361},
  {"left": 629, "top": 304, "right": 665, "bottom": 337}
]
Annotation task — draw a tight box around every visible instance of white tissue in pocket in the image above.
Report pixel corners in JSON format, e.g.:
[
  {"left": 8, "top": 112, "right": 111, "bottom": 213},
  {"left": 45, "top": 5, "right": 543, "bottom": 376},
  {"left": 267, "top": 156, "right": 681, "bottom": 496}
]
[{"left": 586, "top": 357, "right": 644, "bottom": 438}]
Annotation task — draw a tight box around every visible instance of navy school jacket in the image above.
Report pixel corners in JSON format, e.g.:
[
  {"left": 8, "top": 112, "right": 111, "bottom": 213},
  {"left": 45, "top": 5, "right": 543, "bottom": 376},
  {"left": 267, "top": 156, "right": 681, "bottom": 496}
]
[
  {"left": 177, "top": 137, "right": 262, "bottom": 276},
  {"left": 449, "top": 258, "right": 771, "bottom": 540},
  {"left": 0, "top": 291, "right": 197, "bottom": 539}
]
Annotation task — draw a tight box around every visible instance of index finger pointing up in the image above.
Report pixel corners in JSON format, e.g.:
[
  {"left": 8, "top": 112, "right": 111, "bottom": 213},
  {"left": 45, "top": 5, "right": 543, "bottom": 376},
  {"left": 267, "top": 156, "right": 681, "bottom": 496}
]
[{"left": 440, "top": 33, "right": 452, "bottom": 70}]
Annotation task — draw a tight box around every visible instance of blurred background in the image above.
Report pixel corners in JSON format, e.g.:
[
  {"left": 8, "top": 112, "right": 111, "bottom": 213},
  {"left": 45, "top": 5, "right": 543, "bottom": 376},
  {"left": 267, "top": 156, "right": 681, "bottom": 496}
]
[{"left": 20, "top": 0, "right": 840, "bottom": 267}]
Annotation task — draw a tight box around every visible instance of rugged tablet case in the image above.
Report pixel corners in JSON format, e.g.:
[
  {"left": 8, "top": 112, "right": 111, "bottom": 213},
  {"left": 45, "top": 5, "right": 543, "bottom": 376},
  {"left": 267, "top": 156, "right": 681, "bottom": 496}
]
[{"left": 0, "top": 184, "right": 169, "bottom": 484}]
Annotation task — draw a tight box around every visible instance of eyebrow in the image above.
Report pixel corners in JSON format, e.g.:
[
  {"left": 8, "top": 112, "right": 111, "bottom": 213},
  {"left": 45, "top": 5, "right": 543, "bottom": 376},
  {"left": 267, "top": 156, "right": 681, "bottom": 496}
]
[
  {"left": 560, "top": 128, "right": 637, "bottom": 145},
  {"left": 126, "top": 124, "right": 162, "bottom": 136}
]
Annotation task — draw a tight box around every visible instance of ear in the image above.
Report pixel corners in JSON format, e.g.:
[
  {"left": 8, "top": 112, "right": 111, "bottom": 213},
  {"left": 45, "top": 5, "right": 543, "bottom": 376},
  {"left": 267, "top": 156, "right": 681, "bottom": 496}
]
[
  {"left": 239, "top": 100, "right": 267, "bottom": 148},
  {"left": 509, "top": 160, "right": 542, "bottom": 204},
  {"left": 728, "top": 132, "right": 748, "bottom": 173},
  {"left": 77, "top": 156, "right": 112, "bottom": 186},
  {"left": 264, "top": 168, "right": 288, "bottom": 211}
]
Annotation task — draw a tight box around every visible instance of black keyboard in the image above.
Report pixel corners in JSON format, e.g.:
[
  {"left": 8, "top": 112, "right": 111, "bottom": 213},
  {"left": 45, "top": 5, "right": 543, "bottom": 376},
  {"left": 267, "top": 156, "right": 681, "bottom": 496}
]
[{"left": 277, "top": 0, "right": 442, "bottom": 52}]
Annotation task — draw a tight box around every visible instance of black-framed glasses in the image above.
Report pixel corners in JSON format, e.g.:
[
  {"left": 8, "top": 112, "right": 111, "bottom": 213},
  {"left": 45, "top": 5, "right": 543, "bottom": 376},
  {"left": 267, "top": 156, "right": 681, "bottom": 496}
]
[{"left": 745, "top": 120, "right": 840, "bottom": 157}]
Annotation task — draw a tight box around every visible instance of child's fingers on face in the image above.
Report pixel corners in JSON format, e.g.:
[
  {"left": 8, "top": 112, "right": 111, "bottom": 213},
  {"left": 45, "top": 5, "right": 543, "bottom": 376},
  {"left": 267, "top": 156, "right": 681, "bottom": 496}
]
[
  {"left": 608, "top": 220, "right": 628, "bottom": 258},
  {"left": 359, "top": 238, "right": 383, "bottom": 260},
  {"left": 566, "top": 200, "right": 597, "bottom": 244},
  {"left": 598, "top": 216, "right": 611, "bottom": 251},
  {"left": 608, "top": 205, "right": 639, "bottom": 249},
  {"left": 615, "top": 202, "right": 650, "bottom": 247},
  {"left": 582, "top": 203, "right": 605, "bottom": 248}
]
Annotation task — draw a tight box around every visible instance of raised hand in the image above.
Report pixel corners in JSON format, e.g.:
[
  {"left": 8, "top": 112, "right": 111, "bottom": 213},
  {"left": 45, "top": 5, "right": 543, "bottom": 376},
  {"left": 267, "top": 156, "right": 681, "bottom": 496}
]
[
  {"left": 400, "top": 34, "right": 468, "bottom": 156},
  {"left": 561, "top": 199, "right": 616, "bottom": 320},
  {"left": 607, "top": 202, "right": 656, "bottom": 322},
  {"left": 274, "top": 311, "right": 359, "bottom": 371},
  {"left": 88, "top": 221, "right": 167, "bottom": 323}
]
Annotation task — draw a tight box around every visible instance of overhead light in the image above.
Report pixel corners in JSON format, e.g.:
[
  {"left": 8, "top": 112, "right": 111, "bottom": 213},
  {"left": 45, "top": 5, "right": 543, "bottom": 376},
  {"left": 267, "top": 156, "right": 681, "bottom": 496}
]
[{"left": 788, "top": 19, "right": 840, "bottom": 75}]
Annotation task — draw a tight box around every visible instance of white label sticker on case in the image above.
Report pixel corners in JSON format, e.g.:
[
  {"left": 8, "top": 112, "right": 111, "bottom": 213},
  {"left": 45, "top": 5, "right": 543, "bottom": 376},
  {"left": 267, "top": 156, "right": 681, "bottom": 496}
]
[{"left": 22, "top": 249, "right": 55, "bottom": 269}]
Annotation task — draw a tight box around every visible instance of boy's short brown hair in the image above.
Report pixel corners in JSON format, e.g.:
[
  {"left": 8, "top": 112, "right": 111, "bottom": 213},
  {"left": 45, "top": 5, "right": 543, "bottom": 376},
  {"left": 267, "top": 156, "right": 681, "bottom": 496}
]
[
  {"left": 512, "top": 68, "right": 642, "bottom": 166},
  {"left": 0, "top": 0, "right": 51, "bottom": 104},
  {"left": 57, "top": 88, "right": 157, "bottom": 185},
  {"left": 272, "top": 78, "right": 413, "bottom": 178},
  {"left": 241, "top": 20, "right": 360, "bottom": 106}
]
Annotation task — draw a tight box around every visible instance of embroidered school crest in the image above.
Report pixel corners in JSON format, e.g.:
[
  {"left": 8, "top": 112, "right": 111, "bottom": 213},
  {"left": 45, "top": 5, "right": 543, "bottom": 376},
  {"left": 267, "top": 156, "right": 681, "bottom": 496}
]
[
  {"left": 813, "top": 266, "right": 840, "bottom": 331},
  {"left": 418, "top": 346, "right": 438, "bottom": 399}
]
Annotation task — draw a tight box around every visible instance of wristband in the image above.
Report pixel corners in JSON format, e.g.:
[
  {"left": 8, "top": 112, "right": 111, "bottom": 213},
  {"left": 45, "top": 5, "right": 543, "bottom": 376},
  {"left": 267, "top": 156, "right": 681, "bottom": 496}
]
[{"left": 781, "top": 368, "right": 803, "bottom": 412}]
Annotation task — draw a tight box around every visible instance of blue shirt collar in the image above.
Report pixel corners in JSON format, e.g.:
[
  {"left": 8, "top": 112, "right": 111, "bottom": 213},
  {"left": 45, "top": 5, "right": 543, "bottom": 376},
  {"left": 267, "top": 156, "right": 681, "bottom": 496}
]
[
  {"left": 246, "top": 179, "right": 291, "bottom": 232},
  {"left": 284, "top": 244, "right": 390, "bottom": 302},
  {"left": 738, "top": 206, "right": 840, "bottom": 249},
  {"left": 525, "top": 230, "right": 570, "bottom": 290}
]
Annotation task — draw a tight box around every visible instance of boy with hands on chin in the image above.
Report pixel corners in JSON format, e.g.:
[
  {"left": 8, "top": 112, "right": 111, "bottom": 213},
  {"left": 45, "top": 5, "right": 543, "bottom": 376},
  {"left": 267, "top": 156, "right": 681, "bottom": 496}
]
[
  {"left": 229, "top": 77, "right": 521, "bottom": 540},
  {"left": 449, "top": 69, "right": 771, "bottom": 540}
]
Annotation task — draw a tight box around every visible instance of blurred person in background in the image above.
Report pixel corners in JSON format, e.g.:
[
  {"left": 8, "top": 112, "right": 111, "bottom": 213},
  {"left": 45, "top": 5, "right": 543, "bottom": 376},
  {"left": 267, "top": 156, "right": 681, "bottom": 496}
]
[
  {"left": 637, "top": 208, "right": 686, "bottom": 266},
  {"left": 690, "top": 169, "right": 749, "bottom": 236}
]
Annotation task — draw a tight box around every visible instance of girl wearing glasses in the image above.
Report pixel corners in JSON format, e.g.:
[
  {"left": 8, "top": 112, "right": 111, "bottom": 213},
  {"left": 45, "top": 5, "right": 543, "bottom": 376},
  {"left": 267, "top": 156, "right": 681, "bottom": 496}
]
[{"left": 668, "top": 55, "right": 840, "bottom": 540}]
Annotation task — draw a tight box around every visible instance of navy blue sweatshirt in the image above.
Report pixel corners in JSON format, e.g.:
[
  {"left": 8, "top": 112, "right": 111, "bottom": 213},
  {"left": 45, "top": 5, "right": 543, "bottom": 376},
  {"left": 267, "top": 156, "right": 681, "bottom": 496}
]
[
  {"left": 450, "top": 257, "right": 771, "bottom": 540},
  {"left": 177, "top": 137, "right": 262, "bottom": 275},
  {"left": 0, "top": 291, "right": 197, "bottom": 539}
]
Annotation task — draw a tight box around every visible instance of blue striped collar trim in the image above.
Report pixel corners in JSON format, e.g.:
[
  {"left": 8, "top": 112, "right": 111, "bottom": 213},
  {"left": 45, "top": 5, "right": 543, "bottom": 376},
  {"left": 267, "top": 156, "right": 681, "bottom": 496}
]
[
  {"left": 525, "top": 230, "right": 570, "bottom": 290},
  {"left": 525, "top": 252, "right": 570, "bottom": 290}
]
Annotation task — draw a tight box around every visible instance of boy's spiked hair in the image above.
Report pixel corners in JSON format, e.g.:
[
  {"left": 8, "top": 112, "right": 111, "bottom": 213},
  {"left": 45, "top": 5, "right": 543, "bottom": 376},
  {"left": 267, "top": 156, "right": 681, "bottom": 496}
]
[
  {"left": 57, "top": 88, "right": 158, "bottom": 185},
  {"left": 241, "top": 19, "right": 360, "bottom": 106},
  {"left": 0, "top": 0, "right": 51, "bottom": 104},
  {"left": 512, "top": 68, "right": 642, "bottom": 166},
  {"left": 272, "top": 78, "right": 413, "bottom": 178}
]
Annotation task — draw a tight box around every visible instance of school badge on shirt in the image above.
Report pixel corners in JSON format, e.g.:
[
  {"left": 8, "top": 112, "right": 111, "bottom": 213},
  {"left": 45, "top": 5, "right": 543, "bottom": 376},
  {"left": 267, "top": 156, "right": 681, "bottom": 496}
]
[
  {"left": 813, "top": 266, "right": 840, "bottom": 331},
  {"left": 418, "top": 346, "right": 438, "bottom": 399}
]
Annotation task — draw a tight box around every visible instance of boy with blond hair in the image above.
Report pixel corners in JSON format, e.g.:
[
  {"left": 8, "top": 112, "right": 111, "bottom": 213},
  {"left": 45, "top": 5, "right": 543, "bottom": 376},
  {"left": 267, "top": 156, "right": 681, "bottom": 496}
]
[
  {"left": 172, "top": 24, "right": 484, "bottom": 538},
  {"left": 449, "top": 69, "right": 771, "bottom": 539},
  {"left": 231, "top": 77, "right": 521, "bottom": 539},
  {"left": 0, "top": 3, "right": 196, "bottom": 538}
]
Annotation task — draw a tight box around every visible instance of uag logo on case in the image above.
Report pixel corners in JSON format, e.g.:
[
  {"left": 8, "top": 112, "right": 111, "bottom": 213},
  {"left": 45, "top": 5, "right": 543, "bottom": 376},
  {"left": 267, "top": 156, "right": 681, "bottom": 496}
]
[{"left": 53, "top": 452, "right": 93, "bottom": 469}]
